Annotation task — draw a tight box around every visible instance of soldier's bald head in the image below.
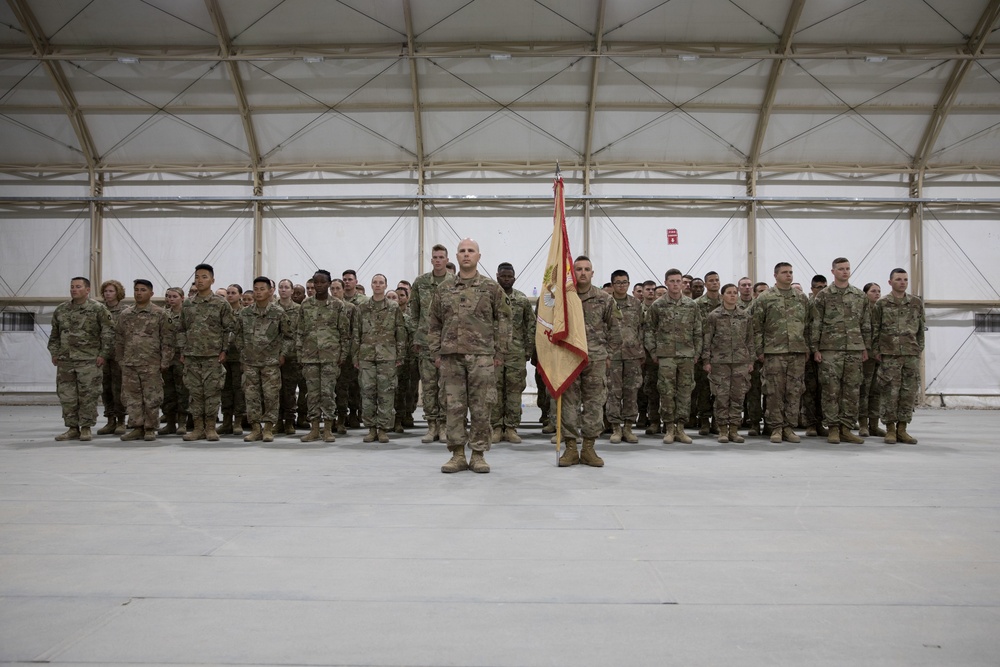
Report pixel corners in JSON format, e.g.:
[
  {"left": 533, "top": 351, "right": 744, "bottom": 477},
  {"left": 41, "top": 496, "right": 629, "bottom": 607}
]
[{"left": 457, "top": 238, "right": 480, "bottom": 253}]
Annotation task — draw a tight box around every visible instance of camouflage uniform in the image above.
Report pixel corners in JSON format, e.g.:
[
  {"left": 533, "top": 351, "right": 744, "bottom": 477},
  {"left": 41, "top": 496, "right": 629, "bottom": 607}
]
[
  {"left": 337, "top": 293, "right": 367, "bottom": 425},
  {"left": 48, "top": 299, "right": 114, "bottom": 429},
  {"left": 691, "top": 294, "right": 720, "bottom": 424},
  {"left": 644, "top": 295, "right": 703, "bottom": 424},
  {"left": 176, "top": 294, "right": 235, "bottom": 420},
  {"left": 234, "top": 302, "right": 292, "bottom": 424},
  {"left": 428, "top": 271, "right": 509, "bottom": 453},
  {"left": 354, "top": 297, "right": 406, "bottom": 431},
  {"left": 410, "top": 271, "right": 454, "bottom": 426},
  {"left": 605, "top": 294, "right": 644, "bottom": 427},
  {"left": 753, "top": 287, "right": 811, "bottom": 430},
  {"left": 297, "top": 296, "right": 352, "bottom": 421},
  {"left": 639, "top": 302, "right": 660, "bottom": 430},
  {"left": 859, "top": 307, "right": 880, "bottom": 423},
  {"left": 161, "top": 308, "right": 188, "bottom": 422},
  {"left": 802, "top": 294, "right": 823, "bottom": 429},
  {"left": 116, "top": 303, "right": 173, "bottom": 430},
  {"left": 740, "top": 298, "right": 764, "bottom": 427},
  {"left": 277, "top": 300, "right": 303, "bottom": 427},
  {"left": 394, "top": 310, "right": 419, "bottom": 427},
  {"left": 492, "top": 288, "right": 535, "bottom": 430},
  {"left": 561, "top": 285, "right": 622, "bottom": 441},
  {"left": 221, "top": 303, "right": 245, "bottom": 422},
  {"left": 810, "top": 284, "right": 872, "bottom": 429},
  {"left": 703, "top": 305, "right": 754, "bottom": 426},
  {"left": 873, "top": 293, "right": 925, "bottom": 424},
  {"left": 100, "top": 301, "right": 127, "bottom": 423}
]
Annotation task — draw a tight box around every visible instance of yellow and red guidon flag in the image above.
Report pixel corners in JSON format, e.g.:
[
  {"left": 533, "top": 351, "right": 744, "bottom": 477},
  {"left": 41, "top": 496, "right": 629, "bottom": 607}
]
[{"left": 535, "top": 177, "right": 588, "bottom": 398}]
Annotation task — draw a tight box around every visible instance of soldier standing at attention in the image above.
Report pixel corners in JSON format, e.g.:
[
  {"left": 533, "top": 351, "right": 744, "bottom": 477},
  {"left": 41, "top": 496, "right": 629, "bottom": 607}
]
[
  {"left": 428, "top": 239, "right": 509, "bottom": 474},
  {"left": 491, "top": 263, "right": 535, "bottom": 444},
  {"left": 339, "top": 269, "right": 368, "bottom": 429},
  {"left": 176, "top": 264, "right": 234, "bottom": 442},
  {"left": 220, "top": 283, "right": 245, "bottom": 436},
  {"left": 353, "top": 274, "right": 406, "bottom": 443},
  {"left": 858, "top": 282, "right": 886, "bottom": 438},
  {"left": 330, "top": 278, "right": 357, "bottom": 435},
  {"left": 703, "top": 284, "right": 754, "bottom": 443},
  {"left": 291, "top": 284, "right": 309, "bottom": 427},
  {"left": 393, "top": 285, "right": 419, "bottom": 432},
  {"left": 558, "top": 256, "right": 622, "bottom": 467},
  {"left": 803, "top": 274, "right": 829, "bottom": 437},
  {"left": 873, "top": 268, "right": 925, "bottom": 445},
  {"left": 411, "top": 244, "right": 454, "bottom": 443},
  {"left": 116, "top": 279, "right": 173, "bottom": 442},
  {"left": 810, "top": 257, "right": 872, "bottom": 444},
  {"left": 693, "top": 271, "right": 722, "bottom": 435},
  {"left": 606, "top": 269, "right": 643, "bottom": 445},
  {"left": 276, "top": 278, "right": 302, "bottom": 435},
  {"left": 159, "top": 287, "right": 188, "bottom": 436},
  {"left": 753, "top": 263, "right": 811, "bottom": 444},
  {"left": 48, "top": 276, "right": 113, "bottom": 442},
  {"left": 297, "top": 270, "right": 351, "bottom": 443},
  {"left": 97, "top": 280, "right": 127, "bottom": 435},
  {"left": 644, "top": 268, "right": 703, "bottom": 445}
]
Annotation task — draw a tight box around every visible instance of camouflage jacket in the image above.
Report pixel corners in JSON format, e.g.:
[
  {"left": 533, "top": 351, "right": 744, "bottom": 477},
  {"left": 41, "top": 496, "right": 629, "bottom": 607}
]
[
  {"left": 809, "top": 284, "right": 872, "bottom": 353},
  {"left": 176, "top": 294, "right": 235, "bottom": 358},
  {"left": 103, "top": 301, "right": 127, "bottom": 360},
  {"left": 612, "top": 294, "right": 644, "bottom": 360},
  {"left": 234, "top": 301, "right": 292, "bottom": 367},
  {"left": 297, "top": 296, "right": 352, "bottom": 364},
  {"left": 577, "top": 284, "right": 622, "bottom": 363},
  {"left": 277, "top": 300, "right": 302, "bottom": 360},
  {"left": 644, "top": 295, "right": 703, "bottom": 360},
  {"left": 340, "top": 300, "right": 358, "bottom": 364},
  {"left": 225, "top": 304, "right": 242, "bottom": 362},
  {"left": 752, "top": 286, "right": 810, "bottom": 356},
  {"left": 704, "top": 305, "right": 754, "bottom": 365},
  {"left": 873, "top": 293, "right": 925, "bottom": 356},
  {"left": 353, "top": 297, "right": 406, "bottom": 363},
  {"left": 695, "top": 293, "right": 722, "bottom": 320},
  {"left": 428, "top": 271, "right": 510, "bottom": 358},
  {"left": 738, "top": 297, "right": 755, "bottom": 311},
  {"left": 164, "top": 308, "right": 184, "bottom": 366},
  {"left": 409, "top": 270, "right": 453, "bottom": 349},
  {"left": 506, "top": 288, "right": 536, "bottom": 361},
  {"left": 345, "top": 292, "right": 368, "bottom": 307},
  {"left": 48, "top": 299, "right": 114, "bottom": 362},
  {"left": 115, "top": 303, "right": 173, "bottom": 368}
]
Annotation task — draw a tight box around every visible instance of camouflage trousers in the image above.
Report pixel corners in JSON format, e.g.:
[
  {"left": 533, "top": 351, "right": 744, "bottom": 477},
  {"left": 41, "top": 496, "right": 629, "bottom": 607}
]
[
  {"left": 221, "top": 359, "right": 245, "bottom": 416},
  {"left": 691, "top": 364, "right": 712, "bottom": 421},
  {"left": 243, "top": 364, "right": 281, "bottom": 423},
  {"left": 441, "top": 354, "right": 496, "bottom": 452},
  {"left": 878, "top": 354, "right": 919, "bottom": 423},
  {"left": 818, "top": 351, "right": 864, "bottom": 429},
  {"left": 296, "top": 369, "right": 308, "bottom": 419},
  {"left": 57, "top": 360, "right": 103, "bottom": 428},
  {"left": 605, "top": 357, "right": 642, "bottom": 425},
  {"left": 161, "top": 363, "right": 188, "bottom": 417},
  {"left": 101, "top": 358, "right": 125, "bottom": 419},
  {"left": 301, "top": 362, "right": 341, "bottom": 421},
  {"left": 183, "top": 356, "right": 225, "bottom": 420},
  {"left": 279, "top": 359, "right": 301, "bottom": 423},
  {"left": 394, "top": 356, "right": 419, "bottom": 423},
  {"left": 657, "top": 357, "right": 695, "bottom": 424},
  {"left": 744, "top": 359, "right": 764, "bottom": 425},
  {"left": 708, "top": 363, "right": 751, "bottom": 425},
  {"left": 763, "top": 353, "right": 806, "bottom": 429},
  {"left": 492, "top": 355, "right": 526, "bottom": 429},
  {"left": 359, "top": 360, "right": 398, "bottom": 430},
  {"left": 561, "top": 359, "right": 608, "bottom": 441},
  {"left": 859, "top": 358, "right": 880, "bottom": 419},
  {"left": 535, "top": 365, "right": 551, "bottom": 425},
  {"left": 121, "top": 363, "right": 163, "bottom": 428},
  {"left": 336, "top": 359, "right": 362, "bottom": 418},
  {"left": 418, "top": 354, "right": 446, "bottom": 423},
  {"left": 642, "top": 358, "right": 660, "bottom": 424},
  {"left": 802, "top": 357, "right": 822, "bottom": 427}
]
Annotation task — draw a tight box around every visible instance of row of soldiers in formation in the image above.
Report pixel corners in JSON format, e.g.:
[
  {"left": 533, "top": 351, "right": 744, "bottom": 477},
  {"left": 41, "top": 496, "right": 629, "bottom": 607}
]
[{"left": 46, "top": 247, "right": 924, "bottom": 472}]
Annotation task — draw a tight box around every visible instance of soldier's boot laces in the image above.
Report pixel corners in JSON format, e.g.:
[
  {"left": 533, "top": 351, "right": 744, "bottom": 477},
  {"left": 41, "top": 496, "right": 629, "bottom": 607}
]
[
  {"left": 770, "top": 426, "right": 783, "bottom": 443},
  {"left": 377, "top": 428, "right": 389, "bottom": 444},
  {"left": 469, "top": 450, "right": 490, "bottom": 474},
  {"left": 840, "top": 425, "right": 865, "bottom": 444},
  {"left": 896, "top": 422, "right": 917, "bottom": 445},
  {"left": 205, "top": 420, "right": 220, "bottom": 442},
  {"left": 662, "top": 426, "right": 674, "bottom": 445},
  {"left": 55, "top": 427, "right": 80, "bottom": 442},
  {"left": 183, "top": 417, "right": 205, "bottom": 441},
  {"left": 730, "top": 423, "right": 745, "bottom": 443},
  {"left": 180, "top": 414, "right": 192, "bottom": 434},
  {"left": 421, "top": 422, "right": 437, "bottom": 444},
  {"left": 805, "top": 425, "right": 818, "bottom": 437},
  {"left": 609, "top": 424, "right": 623, "bottom": 444},
  {"left": 232, "top": 416, "right": 243, "bottom": 436},
  {"left": 826, "top": 426, "right": 841, "bottom": 444},
  {"left": 158, "top": 414, "right": 177, "bottom": 436},
  {"left": 244, "top": 423, "right": 263, "bottom": 442},
  {"left": 504, "top": 427, "right": 522, "bottom": 444},
  {"left": 883, "top": 421, "right": 897, "bottom": 444},
  {"left": 782, "top": 426, "right": 800, "bottom": 444},
  {"left": 218, "top": 413, "right": 234, "bottom": 435},
  {"left": 262, "top": 422, "right": 274, "bottom": 443},
  {"left": 322, "top": 421, "right": 336, "bottom": 443},
  {"left": 120, "top": 427, "right": 144, "bottom": 441},
  {"left": 491, "top": 427, "right": 501, "bottom": 444},
  {"left": 674, "top": 422, "right": 693, "bottom": 444},
  {"left": 97, "top": 417, "right": 118, "bottom": 436},
  {"left": 363, "top": 427, "right": 377, "bottom": 443},
  {"left": 869, "top": 421, "right": 887, "bottom": 437},
  {"left": 143, "top": 428, "right": 156, "bottom": 442},
  {"left": 301, "top": 420, "right": 321, "bottom": 443},
  {"left": 441, "top": 448, "right": 469, "bottom": 474},
  {"left": 580, "top": 439, "right": 604, "bottom": 467},
  {"left": 622, "top": 423, "right": 639, "bottom": 444},
  {"left": 858, "top": 416, "right": 870, "bottom": 437},
  {"left": 114, "top": 421, "right": 127, "bottom": 436},
  {"left": 718, "top": 424, "right": 730, "bottom": 444},
  {"left": 284, "top": 420, "right": 296, "bottom": 436},
  {"left": 558, "top": 439, "right": 580, "bottom": 467},
  {"left": 541, "top": 422, "right": 556, "bottom": 434},
  {"left": 79, "top": 426, "right": 92, "bottom": 442}
]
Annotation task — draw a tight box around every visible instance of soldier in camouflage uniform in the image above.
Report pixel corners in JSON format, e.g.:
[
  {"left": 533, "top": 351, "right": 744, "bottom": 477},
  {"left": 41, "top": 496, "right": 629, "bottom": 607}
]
[
  {"left": 97, "top": 279, "right": 127, "bottom": 435},
  {"left": 392, "top": 285, "right": 419, "bottom": 432},
  {"left": 558, "top": 257, "right": 622, "bottom": 468},
  {"left": 492, "top": 263, "right": 535, "bottom": 444},
  {"left": 428, "top": 239, "right": 510, "bottom": 474},
  {"left": 810, "top": 258, "right": 872, "bottom": 444},
  {"left": 276, "top": 279, "right": 302, "bottom": 435},
  {"left": 115, "top": 280, "right": 173, "bottom": 441},
  {"left": 219, "top": 284, "right": 245, "bottom": 436},
  {"left": 297, "top": 270, "right": 352, "bottom": 443},
  {"left": 738, "top": 278, "right": 762, "bottom": 433},
  {"left": 692, "top": 271, "right": 721, "bottom": 435},
  {"left": 858, "top": 282, "right": 886, "bottom": 438},
  {"left": 703, "top": 284, "right": 754, "bottom": 443},
  {"left": 638, "top": 281, "right": 661, "bottom": 433},
  {"left": 353, "top": 274, "right": 407, "bottom": 443},
  {"left": 48, "top": 276, "right": 114, "bottom": 442},
  {"left": 644, "top": 268, "right": 703, "bottom": 445},
  {"left": 176, "top": 264, "right": 235, "bottom": 442},
  {"left": 234, "top": 277, "right": 292, "bottom": 443},
  {"left": 292, "top": 284, "right": 310, "bottom": 427},
  {"left": 605, "top": 269, "right": 643, "bottom": 445},
  {"left": 411, "top": 244, "right": 454, "bottom": 443},
  {"left": 802, "top": 275, "right": 828, "bottom": 437},
  {"left": 335, "top": 269, "right": 368, "bottom": 429},
  {"left": 159, "top": 287, "right": 189, "bottom": 436},
  {"left": 752, "top": 263, "right": 810, "bottom": 444},
  {"left": 330, "top": 278, "right": 358, "bottom": 434},
  {"left": 873, "top": 268, "right": 925, "bottom": 445}
]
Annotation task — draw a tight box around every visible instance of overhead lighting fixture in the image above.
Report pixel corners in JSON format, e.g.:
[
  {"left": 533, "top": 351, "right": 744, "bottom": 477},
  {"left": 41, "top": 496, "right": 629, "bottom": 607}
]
[
  {"left": 677, "top": 54, "right": 699, "bottom": 62},
  {"left": 302, "top": 56, "right": 324, "bottom": 63},
  {"left": 490, "top": 53, "right": 512, "bottom": 61},
  {"left": 116, "top": 56, "right": 140, "bottom": 64},
  {"left": 865, "top": 55, "right": 888, "bottom": 63}
]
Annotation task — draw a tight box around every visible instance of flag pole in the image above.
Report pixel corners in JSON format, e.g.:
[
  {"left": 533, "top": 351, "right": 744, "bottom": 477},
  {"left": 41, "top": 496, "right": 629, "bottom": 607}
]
[{"left": 555, "top": 396, "right": 562, "bottom": 465}]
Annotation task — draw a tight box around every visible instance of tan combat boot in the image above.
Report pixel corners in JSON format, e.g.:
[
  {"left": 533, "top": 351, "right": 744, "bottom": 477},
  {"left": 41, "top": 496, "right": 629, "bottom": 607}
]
[
  {"left": 377, "top": 428, "right": 389, "bottom": 443},
  {"left": 674, "top": 422, "right": 693, "bottom": 444},
  {"left": 826, "top": 425, "right": 840, "bottom": 444},
  {"left": 504, "top": 427, "right": 522, "bottom": 444},
  {"left": 218, "top": 413, "right": 234, "bottom": 435},
  {"left": 158, "top": 414, "right": 177, "bottom": 436},
  {"left": 491, "top": 427, "right": 501, "bottom": 443},
  {"left": 662, "top": 425, "right": 674, "bottom": 444},
  {"left": 176, "top": 414, "right": 188, "bottom": 436},
  {"left": 300, "top": 419, "right": 321, "bottom": 442},
  {"left": 770, "top": 425, "right": 782, "bottom": 443},
  {"left": 558, "top": 439, "right": 580, "bottom": 466},
  {"left": 858, "top": 416, "right": 870, "bottom": 437},
  {"left": 884, "top": 421, "right": 897, "bottom": 444},
  {"left": 363, "top": 427, "right": 378, "bottom": 443},
  {"left": 55, "top": 427, "right": 80, "bottom": 442},
  {"left": 144, "top": 428, "right": 156, "bottom": 442},
  {"left": 244, "top": 423, "right": 262, "bottom": 442},
  {"left": 393, "top": 418, "right": 403, "bottom": 434},
  {"left": 622, "top": 423, "right": 639, "bottom": 444},
  {"left": 120, "top": 427, "right": 144, "bottom": 441},
  {"left": 609, "top": 424, "right": 623, "bottom": 444},
  {"left": 335, "top": 415, "right": 347, "bottom": 436},
  {"left": 205, "top": 419, "right": 220, "bottom": 442},
  {"left": 421, "top": 421, "right": 438, "bottom": 444},
  {"left": 896, "top": 422, "right": 917, "bottom": 445},
  {"left": 816, "top": 424, "right": 829, "bottom": 437},
  {"left": 839, "top": 425, "right": 865, "bottom": 444},
  {"left": 782, "top": 426, "right": 801, "bottom": 443},
  {"left": 262, "top": 422, "right": 274, "bottom": 443},
  {"left": 580, "top": 439, "right": 604, "bottom": 467},
  {"left": 232, "top": 416, "right": 243, "bottom": 436},
  {"left": 805, "top": 424, "right": 818, "bottom": 437},
  {"left": 869, "top": 420, "right": 887, "bottom": 437},
  {"left": 730, "top": 423, "right": 745, "bottom": 443},
  {"left": 718, "top": 424, "right": 729, "bottom": 444},
  {"left": 322, "top": 420, "right": 336, "bottom": 443},
  {"left": 441, "top": 447, "right": 468, "bottom": 473},
  {"left": 97, "top": 417, "right": 118, "bottom": 435},
  {"left": 698, "top": 416, "right": 711, "bottom": 436},
  {"left": 183, "top": 417, "right": 205, "bottom": 441},
  {"left": 469, "top": 450, "right": 490, "bottom": 473},
  {"left": 79, "top": 426, "right": 92, "bottom": 442},
  {"left": 283, "top": 419, "right": 295, "bottom": 436}
]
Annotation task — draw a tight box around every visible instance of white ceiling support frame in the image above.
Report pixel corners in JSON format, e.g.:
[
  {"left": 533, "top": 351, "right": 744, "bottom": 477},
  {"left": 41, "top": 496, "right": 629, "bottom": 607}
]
[
  {"left": 404, "top": 0, "right": 428, "bottom": 274},
  {"left": 581, "top": 0, "right": 606, "bottom": 257}
]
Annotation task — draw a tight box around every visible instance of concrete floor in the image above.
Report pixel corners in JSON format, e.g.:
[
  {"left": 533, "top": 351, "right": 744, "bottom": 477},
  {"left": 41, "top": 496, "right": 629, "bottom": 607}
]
[{"left": 0, "top": 405, "right": 998, "bottom": 666}]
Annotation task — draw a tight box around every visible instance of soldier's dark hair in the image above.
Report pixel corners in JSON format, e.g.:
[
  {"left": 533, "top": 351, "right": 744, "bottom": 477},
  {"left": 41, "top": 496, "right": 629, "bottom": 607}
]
[
  {"left": 831, "top": 257, "right": 849, "bottom": 268},
  {"left": 603, "top": 282, "right": 612, "bottom": 288},
  {"left": 721, "top": 283, "right": 737, "bottom": 295},
  {"left": 889, "top": 268, "right": 908, "bottom": 278},
  {"left": 71, "top": 276, "right": 91, "bottom": 287},
  {"left": 314, "top": 270, "right": 332, "bottom": 281},
  {"left": 811, "top": 274, "right": 827, "bottom": 285},
  {"left": 253, "top": 276, "right": 271, "bottom": 287},
  {"left": 195, "top": 263, "right": 214, "bottom": 276},
  {"left": 228, "top": 283, "right": 243, "bottom": 293},
  {"left": 774, "top": 262, "right": 792, "bottom": 273},
  {"left": 575, "top": 255, "right": 590, "bottom": 263},
  {"left": 665, "top": 268, "right": 683, "bottom": 280},
  {"left": 611, "top": 269, "right": 629, "bottom": 281},
  {"left": 330, "top": 278, "right": 344, "bottom": 287},
  {"left": 431, "top": 244, "right": 448, "bottom": 255},
  {"left": 396, "top": 285, "right": 409, "bottom": 295},
  {"left": 372, "top": 273, "right": 387, "bottom": 283},
  {"left": 133, "top": 279, "right": 153, "bottom": 290},
  {"left": 704, "top": 271, "right": 719, "bottom": 280},
  {"left": 342, "top": 269, "right": 357, "bottom": 279},
  {"left": 753, "top": 281, "right": 768, "bottom": 291},
  {"left": 497, "top": 262, "right": 514, "bottom": 273},
  {"left": 445, "top": 262, "right": 456, "bottom": 270},
  {"left": 682, "top": 274, "right": 693, "bottom": 281},
  {"left": 863, "top": 282, "right": 877, "bottom": 294},
  {"left": 642, "top": 280, "right": 656, "bottom": 287},
  {"left": 397, "top": 279, "right": 411, "bottom": 288}
]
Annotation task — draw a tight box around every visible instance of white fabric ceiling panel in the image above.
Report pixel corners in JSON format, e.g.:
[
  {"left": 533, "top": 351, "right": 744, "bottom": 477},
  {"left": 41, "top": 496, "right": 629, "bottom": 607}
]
[
  {"left": 604, "top": 0, "right": 784, "bottom": 42},
  {"left": 256, "top": 110, "right": 416, "bottom": 165},
  {"left": 0, "top": 213, "right": 89, "bottom": 297},
  {"left": 757, "top": 172, "right": 909, "bottom": 200},
  {"left": 91, "top": 113, "right": 251, "bottom": 166},
  {"left": 591, "top": 110, "right": 753, "bottom": 164},
  {"left": 795, "top": 0, "right": 976, "bottom": 43},
  {"left": 0, "top": 61, "right": 63, "bottom": 107},
  {"left": 924, "top": 308, "right": 1000, "bottom": 397},
  {"left": 0, "top": 4, "right": 30, "bottom": 45},
  {"left": 101, "top": 206, "right": 254, "bottom": 293},
  {"left": 425, "top": 170, "right": 575, "bottom": 197},
  {"left": 102, "top": 172, "right": 255, "bottom": 199},
  {"left": 423, "top": 110, "right": 585, "bottom": 163},
  {"left": 927, "top": 115, "right": 1000, "bottom": 166},
  {"left": 62, "top": 60, "right": 227, "bottom": 109},
  {"left": 922, "top": 173, "right": 1000, "bottom": 199},
  {"left": 414, "top": 0, "right": 593, "bottom": 42},
  {"left": 0, "top": 112, "right": 86, "bottom": 165},
  {"left": 784, "top": 59, "right": 953, "bottom": 107},
  {"left": 38, "top": 0, "right": 216, "bottom": 46},
  {"left": 226, "top": 0, "right": 406, "bottom": 45},
  {"left": 266, "top": 171, "right": 418, "bottom": 198},
  {"left": 417, "top": 57, "right": 590, "bottom": 105},
  {"left": 761, "top": 113, "right": 916, "bottom": 165},
  {"left": 589, "top": 171, "right": 745, "bottom": 199},
  {"left": 922, "top": 211, "right": 1000, "bottom": 302},
  {"left": 260, "top": 206, "right": 418, "bottom": 287},
  {"left": 245, "top": 60, "right": 413, "bottom": 108},
  {"left": 0, "top": 173, "right": 90, "bottom": 198},
  {"left": 598, "top": 58, "right": 770, "bottom": 107},
  {"left": 953, "top": 60, "right": 1000, "bottom": 106}
]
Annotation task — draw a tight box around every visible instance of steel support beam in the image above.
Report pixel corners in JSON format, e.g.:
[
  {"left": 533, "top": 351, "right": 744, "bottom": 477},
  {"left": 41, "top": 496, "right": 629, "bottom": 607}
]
[{"left": 404, "top": 0, "right": 428, "bottom": 273}]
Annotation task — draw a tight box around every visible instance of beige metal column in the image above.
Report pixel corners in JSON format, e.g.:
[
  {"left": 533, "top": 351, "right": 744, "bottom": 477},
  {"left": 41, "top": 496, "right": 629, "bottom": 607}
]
[
  {"left": 252, "top": 171, "right": 263, "bottom": 278},
  {"left": 909, "top": 172, "right": 927, "bottom": 401},
  {"left": 404, "top": 0, "right": 427, "bottom": 274},
  {"left": 746, "top": 170, "right": 758, "bottom": 283},
  {"left": 90, "top": 172, "right": 103, "bottom": 288}
]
